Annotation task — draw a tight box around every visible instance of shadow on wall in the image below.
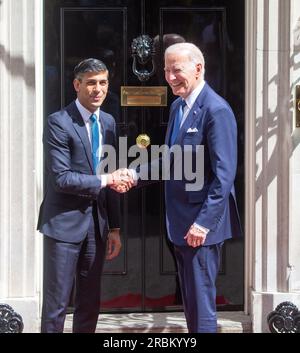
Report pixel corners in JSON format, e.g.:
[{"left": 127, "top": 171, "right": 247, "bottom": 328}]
[
  {"left": 0, "top": 44, "right": 35, "bottom": 88},
  {"left": 254, "top": 15, "right": 300, "bottom": 203}
]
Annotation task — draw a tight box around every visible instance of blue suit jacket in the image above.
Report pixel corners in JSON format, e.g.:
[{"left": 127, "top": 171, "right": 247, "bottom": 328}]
[
  {"left": 164, "top": 83, "right": 242, "bottom": 246},
  {"left": 37, "top": 101, "right": 120, "bottom": 243}
]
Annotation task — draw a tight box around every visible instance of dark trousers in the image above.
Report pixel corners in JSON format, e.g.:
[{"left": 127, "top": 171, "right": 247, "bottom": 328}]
[
  {"left": 41, "top": 210, "right": 106, "bottom": 333},
  {"left": 174, "top": 242, "right": 223, "bottom": 333}
]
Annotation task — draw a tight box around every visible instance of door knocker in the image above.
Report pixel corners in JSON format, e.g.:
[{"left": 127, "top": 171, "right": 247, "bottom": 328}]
[{"left": 131, "top": 35, "right": 155, "bottom": 82}]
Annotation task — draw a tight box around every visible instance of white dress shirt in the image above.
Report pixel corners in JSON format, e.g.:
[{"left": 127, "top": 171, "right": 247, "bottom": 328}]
[{"left": 180, "top": 79, "right": 206, "bottom": 128}]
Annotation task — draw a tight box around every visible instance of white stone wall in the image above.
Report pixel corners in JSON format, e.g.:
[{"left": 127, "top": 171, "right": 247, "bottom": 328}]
[
  {"left": 246, "top": 0, "right": 300, "bottom": 332},
  {"left": 0, "top": 0, "right": 43, "bottom": 332},
  {"left": 290, "top": 1, "right": 300, "bottom": 294}
]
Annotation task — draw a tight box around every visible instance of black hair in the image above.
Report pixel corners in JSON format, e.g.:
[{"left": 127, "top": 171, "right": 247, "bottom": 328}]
[{"left": 73, "top": 58, "right": 108, "bottom": 79}]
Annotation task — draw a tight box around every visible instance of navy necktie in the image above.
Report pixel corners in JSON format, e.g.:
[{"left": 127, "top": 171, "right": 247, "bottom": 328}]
[
  {"left": 170, "top": 99, "right": 186, "bottom": 145},
  {"left": 90, "top": 113, "right": 100, "bottom": 174}
]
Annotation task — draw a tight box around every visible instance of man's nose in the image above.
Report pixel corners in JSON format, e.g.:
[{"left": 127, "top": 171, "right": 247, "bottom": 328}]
[
  {"left": 167, "top": 72, "right": 176, "bottom": 81},
  {"left": 93, "top": 84, "right": 102, "bottom": 95}
]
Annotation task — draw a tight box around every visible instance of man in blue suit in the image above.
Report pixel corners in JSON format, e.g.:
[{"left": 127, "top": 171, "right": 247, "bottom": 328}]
[
  {"left": 37, "top": 58, "right": 129, "bottom": 333},
  {"left": 163, "top": 43, "right": 242, "bottom": 333},
  {"left": 121, "top": 43, "right": 242, "bottom": 333}
]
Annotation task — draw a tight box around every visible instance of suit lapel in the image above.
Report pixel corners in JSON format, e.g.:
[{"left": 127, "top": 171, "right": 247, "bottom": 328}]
[
  {"left": 176, "top": 104, "right": 203, "bottom": 143},
  {"left": 98, "top": 111, "right": 108, "bottom": 144},
  {"left": 165, "top": 99, "right": 181, "bottom": 146},
  {"left": 67, "top": 102, "right": 94, "bottom": 172},
  {"left": 176, "top": 83, "right": 208, "bottom": 144}
]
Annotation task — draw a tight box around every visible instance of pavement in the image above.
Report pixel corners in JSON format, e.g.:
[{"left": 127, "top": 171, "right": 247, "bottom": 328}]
[{"left": 64, "top": 311, "right": 252, "bottom": 333}]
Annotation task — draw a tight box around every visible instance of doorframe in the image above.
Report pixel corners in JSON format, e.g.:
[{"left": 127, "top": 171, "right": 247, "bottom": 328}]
[
  {"left": 38, "top": 0, "right": 252, "bottom": 316},
  {"left": 244, "top": 0, "right": 256, "bottom": 315},
  {"left": 36, "top": 0, "right": 45, "bottom": 320}
]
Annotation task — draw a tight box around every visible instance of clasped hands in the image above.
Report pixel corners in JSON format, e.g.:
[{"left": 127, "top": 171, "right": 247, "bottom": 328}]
[{"left": 107, "top": 168, "right": 134, "bottom": 193}]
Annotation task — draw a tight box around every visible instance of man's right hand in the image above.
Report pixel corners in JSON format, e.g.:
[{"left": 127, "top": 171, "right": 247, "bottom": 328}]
[{"left": 107, "top": 168, "right": 134, "bottom": 193}]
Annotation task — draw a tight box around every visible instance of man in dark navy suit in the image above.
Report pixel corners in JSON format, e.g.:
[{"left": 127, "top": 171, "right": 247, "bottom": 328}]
[
  {"left": 121, "top": 43, "right": 242, "bottom": 332},
  {"left": 37, "top": 58, "right": 130, "bottom": 333},
  {"left": 162, "top": 43, "right": 242, "bottom": 333}
]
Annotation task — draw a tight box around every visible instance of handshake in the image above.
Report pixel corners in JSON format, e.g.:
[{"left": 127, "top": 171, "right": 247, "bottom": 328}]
[{"left": 106, "top": 168, "right": 135, "bottom": 193}]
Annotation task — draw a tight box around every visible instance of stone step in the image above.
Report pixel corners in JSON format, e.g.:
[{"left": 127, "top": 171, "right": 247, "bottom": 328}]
[{"left": 65, "top": 311, "right": 252, "bottom": 333}]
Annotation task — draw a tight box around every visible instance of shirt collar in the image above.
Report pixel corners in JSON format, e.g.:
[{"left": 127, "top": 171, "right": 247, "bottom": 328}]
[
  {"left": 75, "top": 98, "right": 100, "bottom": 123},
  {"left": 184, "top": 80, "right": 206, "bottom": 110}
]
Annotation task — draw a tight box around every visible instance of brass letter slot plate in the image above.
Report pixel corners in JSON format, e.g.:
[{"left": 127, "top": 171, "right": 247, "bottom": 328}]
[
  {"left": 297, "top": 85, "right": 300, "bottom": 128},
  {"left": 121, "top": 86, "right": 167, "bottom": 107}
]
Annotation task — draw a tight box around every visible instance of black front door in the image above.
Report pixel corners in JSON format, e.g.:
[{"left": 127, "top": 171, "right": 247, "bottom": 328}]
[{"left": 44, "top": 0, "right": 245, "bottom": 312}]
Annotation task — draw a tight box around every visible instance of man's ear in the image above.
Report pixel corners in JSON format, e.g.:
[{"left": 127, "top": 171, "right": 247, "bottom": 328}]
[
  {"left": 73, "top": 79, "right": 80, "bottom": 92},
  {"left": 196, "top": 63, "right": 202, "bottom": 78}
]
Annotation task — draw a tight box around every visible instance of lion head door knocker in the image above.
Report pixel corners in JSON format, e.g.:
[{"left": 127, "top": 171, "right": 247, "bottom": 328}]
[{"left": 131, "top": 35, "right": 156, "bottom": 82}]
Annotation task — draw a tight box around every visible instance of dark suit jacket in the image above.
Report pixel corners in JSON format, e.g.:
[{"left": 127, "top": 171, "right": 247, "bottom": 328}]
[
  {"left": 164, "top": 83, "right": 242, "bottom": 246},
  {"left": 37, "top": 101, "right": 120, "bottom": 243}
]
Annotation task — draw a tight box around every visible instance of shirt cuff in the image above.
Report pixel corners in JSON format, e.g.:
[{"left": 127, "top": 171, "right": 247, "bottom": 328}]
[
  {"left": 100, "top": 174, "right": 107, "bottom": 188},
  {"left": 193, "top": 223, "right": 210, "bottom": 235},
  {"left": 129, "top": 169, "right": 138, "bottom": 186}
]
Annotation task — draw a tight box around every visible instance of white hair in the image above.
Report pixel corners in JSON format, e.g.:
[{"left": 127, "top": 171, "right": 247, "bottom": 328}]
[{"left": 164, "top": 42, "right": 205, "bottom": 79}]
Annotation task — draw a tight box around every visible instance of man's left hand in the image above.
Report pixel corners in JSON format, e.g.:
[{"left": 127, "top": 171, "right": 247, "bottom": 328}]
[
  {"left": 106, "top": 229, "right": 122, "bottom": 260},
  {"left": 184, "top": 225, "right": 207, "bottom": 248}
]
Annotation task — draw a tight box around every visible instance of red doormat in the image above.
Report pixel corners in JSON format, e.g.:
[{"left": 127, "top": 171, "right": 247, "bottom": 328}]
[{"left": 101, "top": 293, "right": 230, "bottom": 308}]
